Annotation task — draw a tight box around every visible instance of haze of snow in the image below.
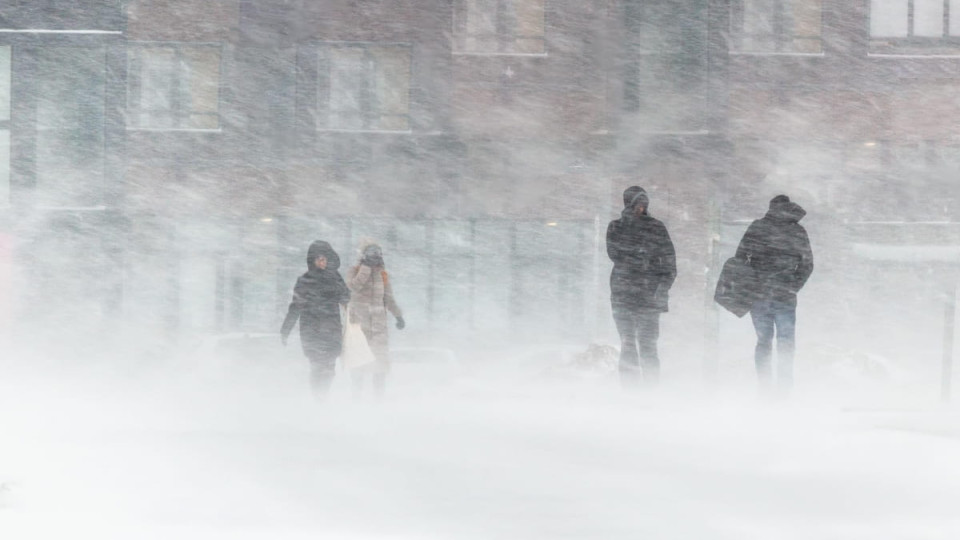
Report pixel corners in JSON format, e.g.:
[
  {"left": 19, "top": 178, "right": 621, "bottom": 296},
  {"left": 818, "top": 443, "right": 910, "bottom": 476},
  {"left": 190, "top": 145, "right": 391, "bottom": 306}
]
[{"left": 2, "top": 338, "right": 960, "bottom": 540}]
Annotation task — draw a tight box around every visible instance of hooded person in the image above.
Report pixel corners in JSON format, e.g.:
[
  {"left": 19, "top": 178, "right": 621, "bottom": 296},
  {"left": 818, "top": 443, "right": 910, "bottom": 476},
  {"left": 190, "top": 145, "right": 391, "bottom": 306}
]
[
  {"left": 346, "top": 240, "right": 404, "bottom": 398},
  {"left": 734, "top": 194, "right": 814, "bottom": 394},
  {"left": 606, "top": 186, "right": 677, "bottom": 389},
  {"left": 281, "top": 240, "right": 351, "bottom": 399}
]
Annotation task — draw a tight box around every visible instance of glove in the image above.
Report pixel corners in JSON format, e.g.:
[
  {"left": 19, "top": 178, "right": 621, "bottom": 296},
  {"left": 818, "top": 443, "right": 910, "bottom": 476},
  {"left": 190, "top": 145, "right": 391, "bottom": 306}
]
[{"left": 396, "top": 316, "right": 405, "bottom": 330}]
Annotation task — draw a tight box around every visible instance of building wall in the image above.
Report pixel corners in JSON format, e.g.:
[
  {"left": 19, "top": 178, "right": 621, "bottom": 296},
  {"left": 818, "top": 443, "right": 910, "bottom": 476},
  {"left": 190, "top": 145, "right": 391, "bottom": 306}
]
[{"left": 1, "top": 1, "right": 959, "bottom": 359}]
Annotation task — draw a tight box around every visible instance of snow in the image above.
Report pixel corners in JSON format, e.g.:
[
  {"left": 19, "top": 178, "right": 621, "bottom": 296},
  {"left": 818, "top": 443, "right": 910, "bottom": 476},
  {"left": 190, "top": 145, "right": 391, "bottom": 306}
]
[
  {"left": 851, "top": 243, "right": 960, "bottom": 263},
  {"left": 2, "top": 353, "right": 960, "bottom": 540},
  {"left": 3, "top": 1, "right": 960, "bottom": 538},
  {"left": 0, "top": 30, "right": 122, "bottom": 34}
]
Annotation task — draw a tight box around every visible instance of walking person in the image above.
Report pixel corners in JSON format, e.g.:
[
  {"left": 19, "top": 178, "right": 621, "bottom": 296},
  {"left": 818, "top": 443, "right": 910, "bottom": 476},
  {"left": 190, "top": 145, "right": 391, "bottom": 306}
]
[
  {"left": 607, "top": 186, "right": 677, "bottom": 389},
  {"left": 281, "top": 240, "right": 351, "bottom": 400},
  {"left": 734, "top": 195, "right": 814, "bottom": 394},
  {"left": 347, "top": 241, "right": 405, "bottom": 399}
]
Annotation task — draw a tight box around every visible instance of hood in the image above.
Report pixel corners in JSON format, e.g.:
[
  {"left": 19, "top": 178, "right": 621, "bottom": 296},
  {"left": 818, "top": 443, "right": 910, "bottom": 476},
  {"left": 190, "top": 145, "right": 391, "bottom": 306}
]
[
  {"left": 766, "top": 201, "right": 806, "bottom": 223},
  {"left": 621, "top": 186, "right": 649, "bottom": 219},
  {"left": 306, "top": 240, "right": 341, "bottom": 271},
  {"left": 355, "top": 238, "right": 382, "bottom": 261}
]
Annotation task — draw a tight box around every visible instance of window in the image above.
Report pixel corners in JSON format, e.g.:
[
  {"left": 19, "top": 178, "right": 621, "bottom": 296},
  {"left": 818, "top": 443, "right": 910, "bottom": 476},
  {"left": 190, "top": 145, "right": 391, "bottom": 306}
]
[
  {"left": 871, "top": 0, "right": 960, "bottom": 38},
  {"left": 0, "top": 46, "right": 9, "bottom": 206},
  {"left": 454, "top": 0, "right": 546, "bottom": 55},
  {"left": 732, "top": 0, "right": 823, "bottom": 53},
  {"left": 127, "top": 44, "right": 221, "bottom": 130},
  {"left": 36, "top": 47, "right": 106, "bottom": 207},
  {"left": 318, "top": 44, "right": 411, "bottom": 132}
]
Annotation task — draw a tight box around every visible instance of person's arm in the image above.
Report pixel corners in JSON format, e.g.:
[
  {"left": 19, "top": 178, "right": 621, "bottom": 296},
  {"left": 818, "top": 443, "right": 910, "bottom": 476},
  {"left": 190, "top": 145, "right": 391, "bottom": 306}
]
[
  {"left": 658, "top": 223, "right": 677, "bottom": 291},
  {"left": 337, "top": 273, "right": 351, "bottom": 307},
  {"left": 382, "top": 271, "right": 405, "bottom": 329},
  {"left": 606, "top": 220, "right": 625, "bottom": 263},
  {"left": 735, "top": 221, "right": 761, "bottom": 263},
  {"left": 280, "top": 279, "right": 305, "bottom": 345},
  {"left": 793, "top": 227, "right": 814, "bottom": 291},
  {"left": 346, "top": 264, "right": 370, "bottom": 291}
]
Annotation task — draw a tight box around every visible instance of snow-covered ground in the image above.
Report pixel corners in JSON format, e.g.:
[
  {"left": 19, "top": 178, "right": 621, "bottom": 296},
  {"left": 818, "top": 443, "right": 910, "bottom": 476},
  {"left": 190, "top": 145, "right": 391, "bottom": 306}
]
[{"left": 2, "top": 350, "right": 959, "bottom": 540}]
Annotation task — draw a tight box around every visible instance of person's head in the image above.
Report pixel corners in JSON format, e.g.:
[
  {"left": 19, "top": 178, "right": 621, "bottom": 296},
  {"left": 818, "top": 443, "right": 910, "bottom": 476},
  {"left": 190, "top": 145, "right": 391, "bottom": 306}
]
[
  {"left": 623, "top": 186, "right": 649, "bottom": 216},
  {"left": 361, "top": 243, "right": 384, "bottom": 267},
  {"left": 306, "top": 240, "right": 340, "bottom": 271},
  {"left": 769, "top": 194, "right": 791, "bottom": 209}
]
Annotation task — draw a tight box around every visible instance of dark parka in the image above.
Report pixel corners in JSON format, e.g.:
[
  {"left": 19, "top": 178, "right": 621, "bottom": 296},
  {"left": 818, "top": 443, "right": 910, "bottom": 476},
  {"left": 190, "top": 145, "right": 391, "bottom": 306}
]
[
  {"left": 281, "top": 241, "right": 351, "bottom": 359},
  {"left": 606, "top": 191, "right": 677, "bottom": 313},
  {"left": 735, "top": 198, "right": 814, "bottom": 307}
]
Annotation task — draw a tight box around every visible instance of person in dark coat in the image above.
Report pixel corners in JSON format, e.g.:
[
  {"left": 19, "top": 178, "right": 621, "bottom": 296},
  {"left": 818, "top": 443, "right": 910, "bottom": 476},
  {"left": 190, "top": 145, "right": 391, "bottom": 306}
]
[
  {"left": 606, "top": 186, "right": 677, "bottom": 388},
  {"left": 281, "top": 240, "right": 351, "bottom": 399},
  {"left": 735, "top": 195, "right": 814, "bottom": 393}
]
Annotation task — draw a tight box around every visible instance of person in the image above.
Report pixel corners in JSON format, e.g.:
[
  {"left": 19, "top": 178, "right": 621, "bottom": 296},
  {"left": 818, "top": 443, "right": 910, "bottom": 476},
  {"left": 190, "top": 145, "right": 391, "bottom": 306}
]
[
  {"left": 281, "top": 240, "right": 351, "bottom": 400},
  {"left": 606, "top": 186, "right": 677, "bottom": 389},
  {"left": 734, "top": 194, "right": 814, "bottom": 394},
  {"left": 347, "top": 241, "right": 405, "bottom": 399}
]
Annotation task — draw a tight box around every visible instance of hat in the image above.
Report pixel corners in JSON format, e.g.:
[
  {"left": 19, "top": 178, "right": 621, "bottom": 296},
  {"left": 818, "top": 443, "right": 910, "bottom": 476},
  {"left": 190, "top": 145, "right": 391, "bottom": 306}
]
[
  {"left": 623, "top": 186, "right": 649, "bottom": 210},
  {"left": 769, "top": 194, "right": 791, "bottom": 208},
  {"left": 306, "top": 240, "right": 341, "bottom": 271}
]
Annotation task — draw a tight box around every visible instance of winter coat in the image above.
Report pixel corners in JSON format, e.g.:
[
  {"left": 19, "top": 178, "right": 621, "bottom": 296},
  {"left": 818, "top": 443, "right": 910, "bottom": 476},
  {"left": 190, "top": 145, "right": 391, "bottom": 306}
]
[
  {"left": 734, "top": 201, "right": 814, "bottom": 307},
  {"left": 607, "top": 207, "right": 677, "bottom": 313},
  {"left": 347, "top": 261, "right": 403, "bottom": 368},
  {"left": 281, "top": 241, "right": 351, "bottom": 359}
]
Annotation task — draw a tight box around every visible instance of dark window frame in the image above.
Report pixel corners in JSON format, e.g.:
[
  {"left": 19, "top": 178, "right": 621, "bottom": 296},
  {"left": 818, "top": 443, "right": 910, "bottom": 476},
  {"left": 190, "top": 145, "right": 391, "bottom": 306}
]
[
  {"left": 126, "top": 41, "right": 222, "bottom": 131},
  {"left": 870, "top": 0, "right": 960, "bottom": 43},
  {"left": 316, "top": 42, "right": 413, "bottom": 133},
  {"left": 452, "top": 0, "right": 547, "bottom": 56},
  {"left": 730, "top": 0, "right": 824, "bottom": 54}
]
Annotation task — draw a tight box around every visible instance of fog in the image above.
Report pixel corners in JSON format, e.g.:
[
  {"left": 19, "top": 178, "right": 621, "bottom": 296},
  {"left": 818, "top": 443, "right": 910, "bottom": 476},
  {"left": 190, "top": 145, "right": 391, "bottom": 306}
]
[{"left": 2, "top": 1, "right": 960, "bottom": 539}]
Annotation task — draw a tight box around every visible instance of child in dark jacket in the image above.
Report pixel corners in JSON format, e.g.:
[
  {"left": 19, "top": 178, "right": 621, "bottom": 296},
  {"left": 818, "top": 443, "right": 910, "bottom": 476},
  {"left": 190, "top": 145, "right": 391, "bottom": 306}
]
[{"left": 281, "top": 240, "right": 350, "bottom": 399}]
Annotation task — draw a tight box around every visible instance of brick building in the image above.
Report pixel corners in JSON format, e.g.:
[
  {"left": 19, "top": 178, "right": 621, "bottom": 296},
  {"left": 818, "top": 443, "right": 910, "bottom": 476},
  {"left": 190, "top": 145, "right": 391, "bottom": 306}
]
[{"left": 0, "top": 1, "right": 957, "bottom": 365}]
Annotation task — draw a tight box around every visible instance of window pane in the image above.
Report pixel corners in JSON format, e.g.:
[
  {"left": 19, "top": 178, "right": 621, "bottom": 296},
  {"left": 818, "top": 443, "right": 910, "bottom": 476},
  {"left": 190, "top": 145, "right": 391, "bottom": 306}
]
[
  {"left": 464, "top": 0, "right": 498, "bottom": 52},
  {"left": 743, "top": 0, "right": 776, "bottom": 51},
  {"left": 0, "top": 46, "right": 9, "bottom": 121},
  {"left": 328, "top": 47, "right": 366, "bottom": 130},
  {"left": 188, "top": 113, "right": 219, "bottom": 129},
  {"left": 790, "top": 0, "right": 822, "bottom": 52},
  {"left": 370, "top": 47, "right": 410, "bottom": 131},
  {"left": 514, "top": 0, "right": 546, "bottom": 53},
  {"left": 182, "top": 47, "right": 221, "bottom": 120},
  {"left": 871, "top": 0, "right": 908, "bottom": 37},
  {"left": 914, "top": 0, "right": 944, "bottom": 36},
  {"left": 136, "top": 47, "right": 177, "bottom": 128}
]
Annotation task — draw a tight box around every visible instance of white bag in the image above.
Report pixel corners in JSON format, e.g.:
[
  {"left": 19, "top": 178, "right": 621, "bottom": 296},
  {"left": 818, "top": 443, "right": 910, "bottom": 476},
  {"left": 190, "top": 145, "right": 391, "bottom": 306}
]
[{"left": 341, "top": 320, "right": 376, "bottom": 370}]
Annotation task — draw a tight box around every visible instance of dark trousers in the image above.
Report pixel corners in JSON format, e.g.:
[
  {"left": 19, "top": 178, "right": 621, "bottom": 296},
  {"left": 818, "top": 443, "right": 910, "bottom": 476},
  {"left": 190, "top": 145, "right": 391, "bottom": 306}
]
[
  {"left": 751, "top": 300, "right": 796, "bottom": 392},
  {"left": 614, "top": 307, "right": 661, "bottom": 388},
  {"left": 307, "top": 350, "right": 338, "bottom": 400}
]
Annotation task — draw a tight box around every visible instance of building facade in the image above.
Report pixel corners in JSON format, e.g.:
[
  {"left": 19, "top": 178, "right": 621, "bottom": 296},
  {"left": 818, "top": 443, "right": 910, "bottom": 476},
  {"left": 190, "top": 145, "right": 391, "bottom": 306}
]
[{"left": 1, "top": 1, "right": 958, "bottom": 364}]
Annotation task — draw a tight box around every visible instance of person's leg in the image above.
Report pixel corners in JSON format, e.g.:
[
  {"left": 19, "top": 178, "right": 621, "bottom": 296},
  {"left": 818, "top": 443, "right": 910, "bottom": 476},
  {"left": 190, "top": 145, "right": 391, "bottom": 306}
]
[
  {"left": 751, "top": 301, "right": 775, "bottom": 391},
  {"left": 368, "top": 332, "right": 390, "bottom": 400},
  {"left": 350, "top": 367, "right": 366, "bottom": 400},
  {"left": 637, "top": 309, "right": 661, "bottom": 387},
  {"left": 614, "top": 308, "right": 641, "bottom": 389},
  {"left": 774, "top": 304, "right": 797, "bottom": 393},
  {"left": 308, "top": 352, "right": 337, "bottom": 401}
]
